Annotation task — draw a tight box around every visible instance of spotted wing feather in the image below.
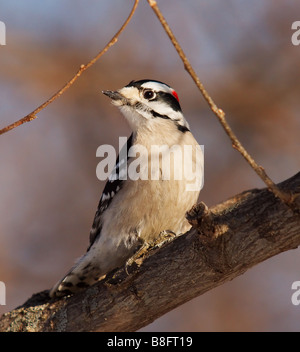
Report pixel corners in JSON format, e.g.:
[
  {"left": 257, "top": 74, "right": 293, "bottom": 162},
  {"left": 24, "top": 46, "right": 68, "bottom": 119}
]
[{"left": 88, "top": 134, "right": 133, "bottom": 248}]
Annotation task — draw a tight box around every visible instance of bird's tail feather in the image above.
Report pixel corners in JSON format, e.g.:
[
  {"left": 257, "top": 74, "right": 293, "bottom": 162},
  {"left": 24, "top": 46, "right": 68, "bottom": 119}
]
[{"left": 49, "top": 255, "right": 101, "bottom": 297}]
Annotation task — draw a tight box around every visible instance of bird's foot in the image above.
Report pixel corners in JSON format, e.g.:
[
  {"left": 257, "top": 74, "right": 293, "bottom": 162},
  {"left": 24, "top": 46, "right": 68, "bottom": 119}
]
[{"left": 125, "top": 230, "right": 178, "bottom": 274}]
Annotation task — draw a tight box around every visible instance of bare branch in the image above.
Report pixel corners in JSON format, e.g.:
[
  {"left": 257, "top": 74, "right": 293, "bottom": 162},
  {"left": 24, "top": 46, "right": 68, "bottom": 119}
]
[
  {"left": 0, "top": 172, "right": 299, "bottom": 332},
  {"left": 0, "top": 0, "right": 140, "bottom": 136},
  {"left": 146, "top": 0, "right": 293, "bottom": 206}
]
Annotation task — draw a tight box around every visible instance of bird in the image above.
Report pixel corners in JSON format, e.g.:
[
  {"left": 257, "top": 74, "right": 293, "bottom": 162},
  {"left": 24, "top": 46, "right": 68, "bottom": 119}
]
[{"left": 49, "top": 79, "right": 203, "bottom": 297}]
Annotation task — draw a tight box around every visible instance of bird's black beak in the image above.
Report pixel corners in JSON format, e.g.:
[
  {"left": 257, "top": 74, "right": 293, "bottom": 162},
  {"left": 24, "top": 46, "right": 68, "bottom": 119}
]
[{"left": 102, "top": 90, "right": 124, "bottom": 101}]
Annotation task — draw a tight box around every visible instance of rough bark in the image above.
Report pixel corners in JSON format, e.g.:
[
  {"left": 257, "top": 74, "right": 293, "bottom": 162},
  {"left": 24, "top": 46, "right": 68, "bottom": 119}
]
[{"left": 0, "top": 172, "right": 299, "bottom": 332}]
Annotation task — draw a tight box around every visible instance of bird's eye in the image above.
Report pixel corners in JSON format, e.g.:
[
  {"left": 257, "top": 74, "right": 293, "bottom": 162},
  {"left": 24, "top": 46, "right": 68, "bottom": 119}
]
[{"left": 143, "top": 90, "right": 156, "bottom": 100}]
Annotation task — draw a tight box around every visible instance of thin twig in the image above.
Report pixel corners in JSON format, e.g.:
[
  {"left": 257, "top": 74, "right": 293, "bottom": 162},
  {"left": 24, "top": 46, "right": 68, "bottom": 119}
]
[
  {"left": 147, "top": 0, "right": 292, "bottom": 205},
  {"left": 0, "top": 0, "right": 140, "bottom": 136}
]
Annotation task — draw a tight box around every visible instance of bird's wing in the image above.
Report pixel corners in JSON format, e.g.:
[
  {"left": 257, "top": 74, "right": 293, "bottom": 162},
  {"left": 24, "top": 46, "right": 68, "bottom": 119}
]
[{"left": 88, "top": 134, "right": 133, "bottom": 249}]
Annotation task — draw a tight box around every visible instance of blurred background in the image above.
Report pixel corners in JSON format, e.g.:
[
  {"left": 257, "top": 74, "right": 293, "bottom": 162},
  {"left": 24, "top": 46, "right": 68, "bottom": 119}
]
[{"left": 0, "top": 0, "right": 300, "bottom": 331}]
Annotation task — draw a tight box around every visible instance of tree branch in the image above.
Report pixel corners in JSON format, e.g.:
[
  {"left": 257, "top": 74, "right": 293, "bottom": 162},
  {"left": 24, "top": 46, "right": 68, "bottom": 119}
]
[
  {"left": 1, "top": 172, "right": 299, "bottom": 332},
  {"left": 0, "top": 0, "right": 139, "bottom": 136}
]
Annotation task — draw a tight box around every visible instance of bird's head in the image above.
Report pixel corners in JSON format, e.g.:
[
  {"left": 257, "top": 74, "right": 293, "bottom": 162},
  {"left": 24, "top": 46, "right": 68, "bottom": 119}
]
[{"left": 103, "top": 79, "right": 189, "bottom": 133}]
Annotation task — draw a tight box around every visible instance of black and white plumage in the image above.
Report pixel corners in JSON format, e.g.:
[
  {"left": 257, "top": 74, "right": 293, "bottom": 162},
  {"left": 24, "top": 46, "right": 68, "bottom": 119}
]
[
  {"left": 50, "top": 79, "right": 203, "bottom": 297},
  {"left": 89, "top": 133, "right": 133, "bottom": 249}
]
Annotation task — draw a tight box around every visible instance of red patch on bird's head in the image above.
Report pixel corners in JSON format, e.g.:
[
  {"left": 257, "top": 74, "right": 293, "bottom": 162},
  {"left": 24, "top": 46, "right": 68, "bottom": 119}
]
[{"left": 171, "top": 90, "right": 179, "bottom": 102}]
